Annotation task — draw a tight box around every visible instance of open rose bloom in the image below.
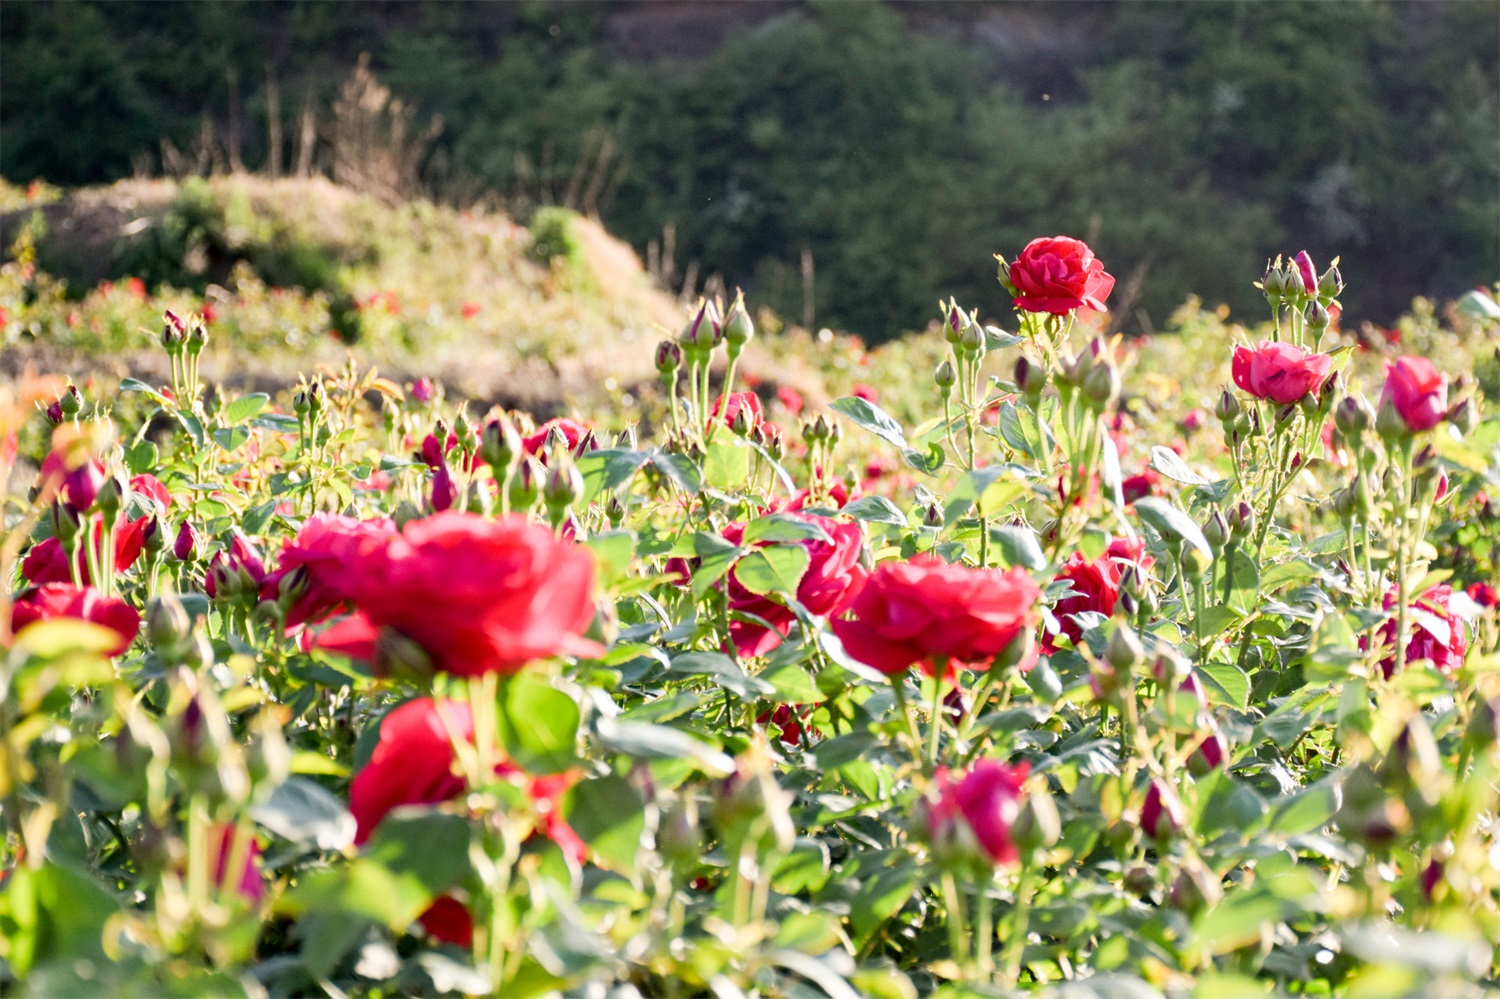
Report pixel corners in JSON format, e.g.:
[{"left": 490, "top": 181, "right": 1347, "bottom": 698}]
[
  {"left": 1231, "top": 341, "right": 1333, "bottom": 405},
  {"left": 1007, "top": 236, "right": 1116, "bottom": 315},
  {"left": 1380, "top": 356, "right": 1449, "bottom": 432}
]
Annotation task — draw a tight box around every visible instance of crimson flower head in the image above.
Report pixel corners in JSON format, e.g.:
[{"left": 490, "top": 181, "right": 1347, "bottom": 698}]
[
  {"left": 1047, "top": 551, "right": 1124, "bottom": 652},
  {"left": 265, "top": 513, "right": 395, "bottom": 628},
  {"left": 1231, "top": 341, "right": 1333, "bottom": 405},
  {"left": 721, "top": 515, "right": 866, "bottom": 657},
  {"left": 10, "top": 583, "right": 140, "bottom": 656},
  {"left": 1379, "top": 356, "right": 1449, "bottom": 433},
  {"left": 1293, "top": 250, "right": 1318, "bottom": 296},
  {"left": 831, "top": 556, "right": 1039, "bottom": 675},
  {"left": 710, "top": 392, "right": 764, "bottom": 433},
  {"left": 1007, "top": 236, "right": 1115, "bottom": 315},
  {"left": 1366, "top": 584, "right": 1467, "bottom": 679},
  {"left": 342, "top": 511, "right": 601, "bottom": 676},
  {"left": 522, "top": 418, "right": 592, "bottom": 463},
  {"left": 927, "top": 760, "right": 1030, "bottom": 868},
  {"left": 22, "top": 517, "right": 150, "bottom": 585}
]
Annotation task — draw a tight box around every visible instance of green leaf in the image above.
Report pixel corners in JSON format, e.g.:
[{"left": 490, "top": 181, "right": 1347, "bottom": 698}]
[
  {"left": 703, "top": 437, "right": 751, "bottom": 490},
  {"left": 251, "top": 413, "right": 301, "bottom": 434},
  {"left": 1269, "top": 780, "right": 1339, "bottom": 837},
  {"left": 212, "top": 426, "right": 252, "bottom": 452},
  {"left": 734, "top": 545, "right": 810, "bottom": 595},
  {"left": 671, "top": 651, "right": 775, "bottom": 699},
  {"left": 584, "top": 529, "right": 636, "bottom": 588},
  {"left": 498, "top": 675, "right": 581, "bottom": 774},
  {"left": 564, "top": 775, "right": 646, "bottom": 875},
  {"left": 990, "top": 524, "right": 1046, "bottom": 570},
  {"left": 689, "top": 531, "right": 746, "bottom": 598},
  {"left": 119, "top": 376, "right": 170, "bottom": 404},
  {"left": 1149, "top": 445, "right": 1210, "bottom": 485},
  {"left": 647, "top": 450, "right": 701, "bottom": 494},
  {"left": 241, "top": 499, "right": 278, "bottom": 537},
  {"left": 593, "top": 717, "right": 734, "bottom": 775},
  {"left": 943, "top": 465, "right": 1017, "bottom": 523},
  {"left": 577, "top": 448, "right": 650, "bottom": 502},
  {"left": 841, "top": 495, "right": 908, "bottom": 527},
  {"left": 743, "top": 514, "right": 832, "bottom": 545},
  {"left": 848, "top": 863, "right": 918, "bottom": 948},
  {"left": 760, "top": 662, "right": 823, "bottom": 703},
  {"left": 984, "top": 326, "right": 1023, "bottom": 350},
  {"left": 830, "top": 397, "right": 908, "bottom": 449},
  {"left": 224, "top": 393, "right": 269, "bottom": 424},
  {"left": 1193, "top": 889, "right": 1287, "bottom": 953},
  {"left": 1134, "top": 497, "right": 1213, "bottom": 561},
  {"left": 251, "top": 777, "right": 357, "bottom": 851},
  {"left": 364, "top": 812, "right": 471, "bottom": 902},
  {"left": 177, "top": 410, "right": 207, "bottom": 449},
  {"left": 997, "top": 401, "right": 1036, "bottom": 458},
  {"left": 1199, "top": 661, "right": 1251, "bottom": 710},
  {"left": 123, "top": 439, "right": 158, "bottom": 475}
]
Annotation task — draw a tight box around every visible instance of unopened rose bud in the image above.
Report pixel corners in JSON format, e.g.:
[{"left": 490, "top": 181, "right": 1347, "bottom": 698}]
[
  {"left": 1203, "top": 511, "right": 1229, "bottom": 553},
  {"left": 509, "top": 456, "right": 543, "bottom": 511},
  {"left": 924, "top": 502, "right": 944, "bottom": 528},
  {"left": 63, "top": 460, "right": 106, "bottom": 514},
  {"left": 997, "top": 258, "right": 1017, "bottom": 296},
  {"left": 59, "top": 385, "right": 83, "bottom": 417},
  {"left": 543, "top": 455, "right": 584, "bottom": 518},
  {"left": 1082, "top": 361, "right": 1120, "bottom": 409},
  {"left": 1304, "top": 300, "right": 1331, "bottom": 332},
  {"left": 187, "top": 322, "right": 208, "bottom": 356},
  {"left": 429, "top": 462, "right": 457, "bottom": 512},
  {"left": 658, "top": 795, "right": 702, "bottom": 867},
  {"left": 959, "top": 322, "right": 985, "bottom": 360},
  {"left": 722, "top": 293, "right": 754, "bottom": 355},
  {"left": 1318, "top": 265, "right": 1344, "bottom": 298},
  {"left": 1141, "top": 778, "right": 1186, "bottom": 840},
  {"left": 146, "top": 593, "right": 193, "bottom": 649},
  {"left": 935, "top": 360, "right": 957, "bottom": 396},
  {"left": 1261, "top": 263, "right": 1286, "bottom": 302},
  {"left": 479, "top": 415, "right": 523, "bottom": 473},
  {"left": 655, "top": 339, "right": 683, "bottom": 375},
  {"left": 1187, "top": 733, "right": 1226, "bottom": 776},
  {"left": 1015, "top": 356, "right": 1047, "bottom": 398},
  {"left": 944, "top": 301, "right": 964, "bottom": 344},
  {"left": 1169, "top": 864, "right": 1223, "bottom": 916},
  {"left": 1105, "top": 624, "right": 1144, "bottom": 672},
  {"left": 731, "top": 406, "right": 755, "bottom": 437},
  {"left": 1334, "top": 395, "right": 1372, "bottom": 438},
  {"left": 1214, "top": 389, "right": 1240, "bottom": 424},
  {"left": 1152, "top": 651, "right": 1190, "bottom": 685},
  {"left": 1447, "top": 398, "right": 1478, "bottom": 436},
  {"left": 1375, "top": 398, "right": 1409, "bottom": 441},
  {"left": 45, "top": 399, "right": 63, "bottom": 424},
  {"left": 1013, "top": 788, "right": 1061, "bottom": 856},
  {"left": 1227, "top": 501, "right": 1254, "bottom": 543},
  {"left": 1089, "top": 660, "right": 1121, "bottom": 703}
]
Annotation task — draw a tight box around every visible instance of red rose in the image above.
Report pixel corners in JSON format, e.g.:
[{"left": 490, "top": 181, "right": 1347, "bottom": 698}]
[
  {"left": 1467, "top": 582, "right": 1498, "bottom": 609},
  {"left": 205, "top": 530, "right": 269, "bottom": 599},
  {"left": 344, "top": 512, "right": 601, "bottom": 676},
  {"left": 522, "top": 418, "right": 592, "bottom": 460},
  {"left": 11, "top": 583, "right": 140, "bottom": 656},
  {"left": 830, "top": 557, "right": 1040, "bottom": 675},
  {"left": 1367, "top": 584, "right": 1467, "bottom": 679},
  {"left": 22, "top": 517, "right": 150, "bottom": 586},
  {"left": 130, "top": 473, "right": 173, "bottom": 512},
  {"left": 1047, "top": 551, "right": 1123, "bottom": 652},
  {"left": 265, "top": 513, "right": 395, "bottom": 628},
  {"left": 1230, "top": 341, "right": 1333, "bottom": 405},
  {"left": 776, "top": 386, "right": 805, "bottom": 415},
  {"left": 1121, "top": 469, "right": 1161, "bottom": 504},
  {"left": 723, "top": 515, "right": 867, "bottom": 657},
  {"left": 418, "top": 895, "right": 474, "bottom": 947},
  {"left": 1141, "top": 778, "right": 1186, "bottom": 840},
  {"left": 1379, "top": 356, "right": 1448, "bottom": 432},
  {"left": 1293, "top": 250, "right": 1317, "bottom": 296},
  {"left": 928, "top": 760, "right": 1029, "bottom": 868},
  {"left": 710, "top": 392, "right": 764, "bottom": 433},
  {"left": 209, "top": 825, "right": 264, "bottom": 904},
  {"left": 1007, "top": 236, "right": 1116, "bottom": 315},
  {"left": 778, "top": 480, "right": 852, "bottom": 513},
  {"left": 349, "top": 697, "right": 585, "bottom": 860}
]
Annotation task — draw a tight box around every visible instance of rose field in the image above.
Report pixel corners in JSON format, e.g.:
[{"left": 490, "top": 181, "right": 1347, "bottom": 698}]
[{"left": 5, "top": 214, "right": 1500, "bottom": 999}]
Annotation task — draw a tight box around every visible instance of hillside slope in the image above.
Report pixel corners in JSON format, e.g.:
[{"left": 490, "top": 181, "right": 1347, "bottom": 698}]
[{"left": 1, "top": 177, "right": 680, "bottom": 411}]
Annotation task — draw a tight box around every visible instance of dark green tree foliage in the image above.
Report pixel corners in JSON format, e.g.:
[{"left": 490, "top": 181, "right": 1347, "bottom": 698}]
[{"left": 2, "top": 0, "right": 1495, "bottom": 340}]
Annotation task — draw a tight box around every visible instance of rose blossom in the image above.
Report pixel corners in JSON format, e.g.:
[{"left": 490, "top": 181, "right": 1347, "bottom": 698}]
[
  {"left": 343, "top": 511, "right": 601, "bottom": 676},
  {"left": 1007, "top": 236, "right": 1116, "bottom": 315},
  {"left": 722, "top": 515, "right": 867, "bottom": 657},
  {"left": 264, "top": 513, "right": 395, "bottom": 628},
  {"left": 710, "top": 391, "right": 764, "bottom": 433},
  {"left": 1379, "top": 356, "right": 1448, "bottom": 432},
  {"left": 830, "top": 556, "right": 1040, "bottom": 675},
  {"left": 22, "top": 517, "right": 151, "bottom": 586},
  {"left": 1230, "top": 341, "right": 1333, "bottom": 405},
  {"left": 521, "top": 418, "right": 592, "bottom": 460},
  {"left": 10, "top": 583, "right": 140, "bottom": 656},
  {"left": 1046, "top": 551, "right": 1123, "bottom": 652},
  {"left": 927, "top": 760, "right": 1029, "bottom": 868},
  {"left": 1367, "top": 584, "right": 1467, "bottom": 679}
]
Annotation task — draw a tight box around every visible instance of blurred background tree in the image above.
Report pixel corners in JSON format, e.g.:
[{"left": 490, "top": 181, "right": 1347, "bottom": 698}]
[{"left": 2, "top": 0, "right": 1495, "bottom": 341}]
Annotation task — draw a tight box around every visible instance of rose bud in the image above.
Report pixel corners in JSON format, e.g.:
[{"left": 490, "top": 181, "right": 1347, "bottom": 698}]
[
  {"left": 1105, "top": 623, "right": 1144, "bottom": 673},
  {"left": 1140, "top": 778, "right": 1186, "bottom": 841},
  {"left": 429, "top": 462, "right": 458, "bottom": 512},
  {"left": 1379, "top": 356, "right": 1449, "bottom": 434},
  {"left": 146, "top": 592, "right": 194, "bottom": 650},
  {"left": 45, "top": 399, "right": 63, "bottom": 424},
  {"left": 1082, "top": 360, "right": 1121, "bottom": 410},
  {"left": 543, "top": 455, "right": 584, "bottom": 520},
  {"left": 1261, "top": 261, "right": 1286, "bottom": 303},
  {"left": 172, "top": 521, "right": 200, "bottom": 561},
  {"left": 1015, "top": 355, "right": 1047, "bottom": 398},
  {"left": 1124, "top": 864, "right": 1155, "bottom": 897},
  {"left": 958, "top": 321, "right": 986, "bottom": 360},
  {"left": 655, "top": 339, "right": 683, "bottom": 376},
  {"left": 1169, "top": 863, "right": 1223, "bottom": 916},
  {"left": 1227, "top": 501, "right": 1254, "bottom": 544},
  {"left": 409, "top": 377, "right": 434, "bottom": 403},
  {"left": 1187, "top": 733, "right": 1226, "bottom": 776},
  {"left": 508, "top": 456, "right": 543, "bottom": 511},
  {"left": 934, "top": 359, "right": 957, "bottom": 395},
  {"left": 63, "top": 459, "right": 107, "bottom": 514},
  {"left": 1203, "top": 511, "right": 1229, "bottom": 554},
  {"left": 59, "top": 385, "right": 83, "bottom": 417},
  {"left": 923, "top": 502, "right": 944, "bottom": 528},
  {"left": 1293, "top": 251, "right": 1318, "bottom": 298},
  {"left": 1214, "top": 389, "right": 1240, "bottom": 424},
  {"left": 1304, "top": 300, "right": 1331, "bottom": 332},
  {"left": 722, "top": 292, "right": 754, "bottom": 356},
  {"left": 1012, "top": 785, "right": 1061, "bottom": 857},
  {"left": 944, "top": 300, "right": 965, "bottom": 344},
  {"left": 1334, "top": 395, "right": 1372, "bottom": 438}
]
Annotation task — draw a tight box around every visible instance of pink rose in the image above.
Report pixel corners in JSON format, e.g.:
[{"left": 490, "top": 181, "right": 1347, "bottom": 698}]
[{"left": 1231, "top": 341, "right": 1333, "bottom": 405}]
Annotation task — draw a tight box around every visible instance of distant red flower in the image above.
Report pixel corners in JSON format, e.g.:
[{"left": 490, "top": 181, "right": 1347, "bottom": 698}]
[
  {"left": 1380, "top": 356, "right": 1448, "bottom": 432},
  {"left": 710, "top": 392, "right": 763, "bottom": 433},
  {"left": 1231, "top": 341, "right": 1333, "bottom": 405},
  {"left": 10, "top": 583, "right": 140, "bottom": 656},
  {"left": 209, "top": 825, "right": 264, "bottom": 904},
  {"left": 1121, "top": 469, "right": 1161, "bottom": 504},
  {"left": 22, "top": 517, "right": 150, "bottom": 586},
  {"left": 722, "top": 515, "right": 867, "bottom": 657},
  {"left": 126, "top": 277, "right": 146, "bottom": 298},
  {"left": 1047, "top": 551, "right": 1123, "bottom": 652},
  {"left": 522, "top": 418, "right": 591, "bottom": 460},
  {"left": 461, "top": 301, "right": 482, "bottom": 319},
  {"left": 852, "top": 383, "right": 878, "bottom": 403},
  {"left": 1366, "top": 584, "right": 1467, "bottom": 678},
  {"left": 1467, "top": 582, "right": 1498, "bottom": 609},
  {"left": 777, "top": 385, "right": 805, "bottom": 415},
  {"left": 832, "top": 557, "right": 1040, "bottom": 676}
]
